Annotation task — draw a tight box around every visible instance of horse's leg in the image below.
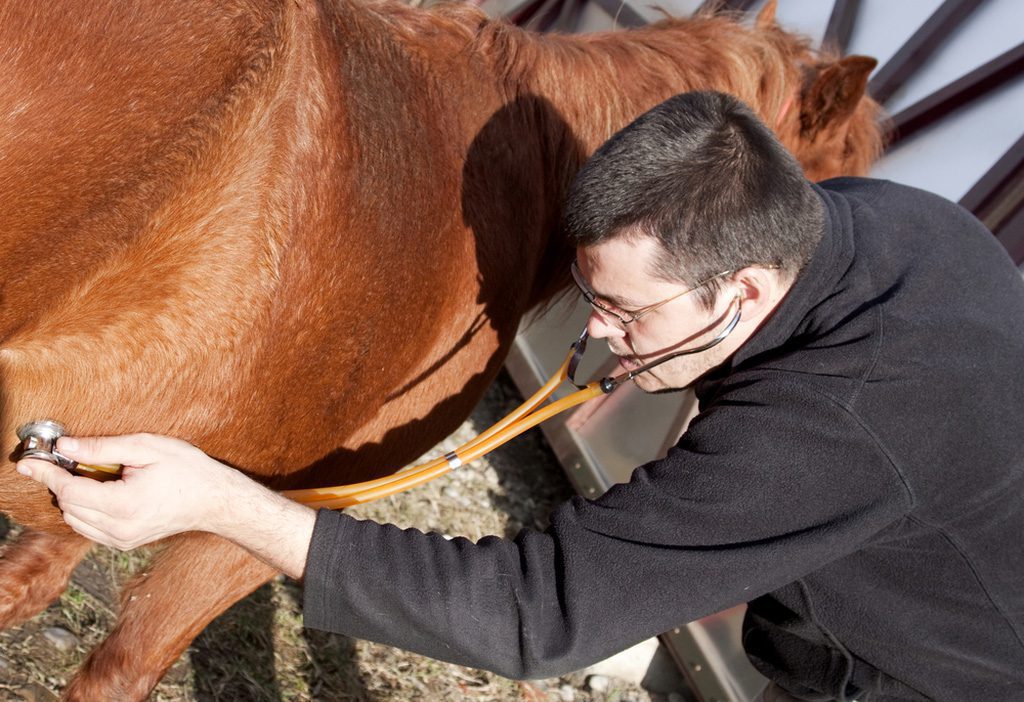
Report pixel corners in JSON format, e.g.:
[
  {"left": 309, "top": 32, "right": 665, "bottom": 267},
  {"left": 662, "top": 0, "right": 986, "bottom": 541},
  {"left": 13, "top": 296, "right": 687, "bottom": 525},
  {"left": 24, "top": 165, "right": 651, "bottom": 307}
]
[
  {"left": 62, "top": 532, "right": 277, "bottom": 702},
  {"left": 0, "top": 527, "right": 92, "bottom": 628}
]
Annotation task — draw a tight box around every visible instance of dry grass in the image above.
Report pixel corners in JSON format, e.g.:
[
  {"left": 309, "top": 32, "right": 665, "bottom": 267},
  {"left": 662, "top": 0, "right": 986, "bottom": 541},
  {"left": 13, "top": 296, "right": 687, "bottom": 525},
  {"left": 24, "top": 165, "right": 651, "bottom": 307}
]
[{"left": 0, "top": 372, "right": 681, "bottom": 702}]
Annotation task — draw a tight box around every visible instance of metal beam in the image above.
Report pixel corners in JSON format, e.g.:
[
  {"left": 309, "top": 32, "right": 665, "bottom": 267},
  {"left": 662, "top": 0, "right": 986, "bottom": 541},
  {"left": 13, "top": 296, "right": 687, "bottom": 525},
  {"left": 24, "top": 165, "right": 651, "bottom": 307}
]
[
  {"left": 888, "top": 41, "right": 1024, "bottom": 147},
  {"left": 589, "top": 0, "right": 648, "bottom": 28},
  {"left": 504, "top": 0, "right": 548, "bottom": 27},
  {"left": 823, "top": 0, "right": 861, "bottom": 54},
  {"left": 960, "top": 134, "right": 1024, "bottom": 265},
  {"left": 868, "top": 0, "right": 987, "bottom": 105},
  {"left": 553, "top": 0, "right": 587, "bottom": 33},
  {"left": 695, "top": 0, "right": 759, "bottom": 15},
  {"left": 995, "top": 203, "right": 1024, "bottom": 266}
]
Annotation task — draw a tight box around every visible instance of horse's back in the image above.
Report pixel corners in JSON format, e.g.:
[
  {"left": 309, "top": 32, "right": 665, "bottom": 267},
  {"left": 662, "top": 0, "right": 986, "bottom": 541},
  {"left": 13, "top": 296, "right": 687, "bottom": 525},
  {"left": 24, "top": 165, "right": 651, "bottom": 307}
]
[{"left": 0, "top": 0, "right": 290, "bottom": 323}]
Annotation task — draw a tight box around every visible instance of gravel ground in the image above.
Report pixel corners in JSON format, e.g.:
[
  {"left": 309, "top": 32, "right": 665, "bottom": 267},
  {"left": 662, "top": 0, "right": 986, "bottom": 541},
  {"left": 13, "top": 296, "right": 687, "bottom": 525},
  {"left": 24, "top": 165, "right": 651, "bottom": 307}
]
[{"left": 0, "top": 371, "right": 693, "bottom": 702}]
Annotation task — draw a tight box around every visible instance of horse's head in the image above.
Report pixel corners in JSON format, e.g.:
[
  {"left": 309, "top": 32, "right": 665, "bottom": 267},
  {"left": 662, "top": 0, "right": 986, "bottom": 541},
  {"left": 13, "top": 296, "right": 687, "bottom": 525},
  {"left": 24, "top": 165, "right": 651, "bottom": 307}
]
[{"left": 754, "top": 0, "right": 885, "bottom": 181}]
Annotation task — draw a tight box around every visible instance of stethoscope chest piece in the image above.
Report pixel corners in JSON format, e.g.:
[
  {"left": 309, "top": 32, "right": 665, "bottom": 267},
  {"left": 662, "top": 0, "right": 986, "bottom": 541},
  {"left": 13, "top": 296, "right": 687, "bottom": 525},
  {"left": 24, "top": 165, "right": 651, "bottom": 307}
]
[{"left": 16, "top": 419, "right": 76, "bottom": 471}]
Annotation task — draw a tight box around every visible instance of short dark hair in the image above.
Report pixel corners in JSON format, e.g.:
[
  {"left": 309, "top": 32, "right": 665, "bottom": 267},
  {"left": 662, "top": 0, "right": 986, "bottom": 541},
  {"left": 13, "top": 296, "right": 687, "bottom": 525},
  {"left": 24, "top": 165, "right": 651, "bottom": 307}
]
[{"left": 564, "top": 91, "right": 823, "bottom": 310}]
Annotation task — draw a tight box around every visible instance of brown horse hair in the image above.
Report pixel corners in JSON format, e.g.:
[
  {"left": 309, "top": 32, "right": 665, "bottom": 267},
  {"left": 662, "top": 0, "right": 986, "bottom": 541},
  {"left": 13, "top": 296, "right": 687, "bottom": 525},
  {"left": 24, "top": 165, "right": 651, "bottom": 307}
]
[{"left": 361, "top": 0, "right": 884, "bottom": 180}]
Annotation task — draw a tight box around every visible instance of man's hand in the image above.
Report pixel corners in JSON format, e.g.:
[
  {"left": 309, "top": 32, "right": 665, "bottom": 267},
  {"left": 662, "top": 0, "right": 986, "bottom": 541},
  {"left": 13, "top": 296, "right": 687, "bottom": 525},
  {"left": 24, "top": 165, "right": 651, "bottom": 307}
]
[
  {"left": 17, "top": 434, "right": 231, "bottom": 550},
  {"left": 16, "top": 433, "right": 317, "bottom": 578}
]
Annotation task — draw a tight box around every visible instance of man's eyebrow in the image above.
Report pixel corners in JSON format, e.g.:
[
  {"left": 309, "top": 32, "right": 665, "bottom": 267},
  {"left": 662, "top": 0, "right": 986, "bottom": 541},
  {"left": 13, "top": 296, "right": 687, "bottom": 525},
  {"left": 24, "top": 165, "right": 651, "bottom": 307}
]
[
  {"left": 578, "top": 264, "right": 642, "bottom": 307},
  {"left": 591, "top": 286, "right": 640, "bottom": 308}
]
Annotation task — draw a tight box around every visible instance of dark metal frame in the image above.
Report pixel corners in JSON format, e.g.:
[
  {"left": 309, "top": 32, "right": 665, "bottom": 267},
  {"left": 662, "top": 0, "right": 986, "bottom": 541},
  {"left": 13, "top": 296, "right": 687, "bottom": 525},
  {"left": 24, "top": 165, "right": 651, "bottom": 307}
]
[
  {"left": 887, "top": 41, "right": 1024, "bottom": 147},
  {"left": 868, "top": 0, "right": 986, "bottom": 104},
  {"left": 960, "top": 134, "right": 1024, "bottom": 262},
  {"left": 823, "top": 0, "right": 860, "bottom": 53},
  {"left": 696, "top": 0, "right": 760, "bottom": 14}
]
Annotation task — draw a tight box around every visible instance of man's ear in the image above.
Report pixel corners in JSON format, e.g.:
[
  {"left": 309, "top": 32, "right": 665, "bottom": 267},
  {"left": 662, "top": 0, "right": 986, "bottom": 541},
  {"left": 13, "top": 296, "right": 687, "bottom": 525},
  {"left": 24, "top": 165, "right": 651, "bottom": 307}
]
[{"left": 732, "top": 266, "right": 783, "bottom": 323}]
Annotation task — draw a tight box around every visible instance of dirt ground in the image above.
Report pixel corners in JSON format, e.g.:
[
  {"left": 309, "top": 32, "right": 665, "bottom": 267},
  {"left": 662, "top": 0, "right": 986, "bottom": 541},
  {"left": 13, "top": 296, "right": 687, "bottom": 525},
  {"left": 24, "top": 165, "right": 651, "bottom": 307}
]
[{"left": 0, "top": 371, "right": 694, "bottom": 702}]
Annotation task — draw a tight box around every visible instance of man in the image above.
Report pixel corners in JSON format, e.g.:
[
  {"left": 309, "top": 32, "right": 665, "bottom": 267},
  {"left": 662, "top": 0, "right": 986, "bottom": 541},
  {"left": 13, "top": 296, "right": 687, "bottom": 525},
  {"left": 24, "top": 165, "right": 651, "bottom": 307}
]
[{"left": 19, "top": 91, "right": 1024, "bottom": 701}]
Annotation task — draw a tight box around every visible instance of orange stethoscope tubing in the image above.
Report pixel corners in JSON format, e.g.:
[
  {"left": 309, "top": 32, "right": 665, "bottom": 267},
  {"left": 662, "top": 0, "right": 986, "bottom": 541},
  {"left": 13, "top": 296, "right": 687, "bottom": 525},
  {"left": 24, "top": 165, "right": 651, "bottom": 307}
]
[
  {"left": 281, "top": 334, "right": 607, "bottom": 509},
  {"left": 284, "top": 294, "right": 741, "bottom": 509},
  {"left": 13, "top": 336, "right": 604, "bottom": 503}
]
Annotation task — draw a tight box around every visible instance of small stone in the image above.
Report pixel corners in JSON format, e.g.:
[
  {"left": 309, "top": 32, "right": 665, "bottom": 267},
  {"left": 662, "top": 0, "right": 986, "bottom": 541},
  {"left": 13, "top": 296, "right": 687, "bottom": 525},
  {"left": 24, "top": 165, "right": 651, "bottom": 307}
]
[
  {"left": 585, "top": 674, "right": 610, "bottom": 693},
  {"left": 42, "top": 626, "right": 79, "bottom": 652},
  {"left": 16, "top": 683, "right": 59, "bottom": 702},
  {"left": 0, "top": 655, "right": 10, "bottom": 672},
  {"left": 558, "top": 684, "right": 576, "bottom": 701}
]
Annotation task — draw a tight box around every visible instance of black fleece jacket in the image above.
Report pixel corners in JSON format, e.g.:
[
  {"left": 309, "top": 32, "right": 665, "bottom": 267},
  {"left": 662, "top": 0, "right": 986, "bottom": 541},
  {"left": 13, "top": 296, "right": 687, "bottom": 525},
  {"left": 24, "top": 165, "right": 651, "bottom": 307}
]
[{"left": 303, "top": 178, "right": 1024, "bottom": 701}]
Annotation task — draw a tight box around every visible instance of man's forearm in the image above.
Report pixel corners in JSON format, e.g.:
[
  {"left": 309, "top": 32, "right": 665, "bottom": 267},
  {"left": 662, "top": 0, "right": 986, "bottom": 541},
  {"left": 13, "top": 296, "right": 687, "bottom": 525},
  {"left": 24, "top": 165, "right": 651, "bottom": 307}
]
[{"left": 208, "top": 469, "right": 318, "bottom": 579}]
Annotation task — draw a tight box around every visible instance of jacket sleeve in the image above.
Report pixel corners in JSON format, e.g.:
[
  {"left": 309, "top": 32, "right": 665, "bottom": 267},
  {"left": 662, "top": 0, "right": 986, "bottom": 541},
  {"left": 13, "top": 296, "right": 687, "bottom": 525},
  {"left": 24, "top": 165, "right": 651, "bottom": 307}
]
[{"left": 301, "top": 377, "right": 913, "bottom": 679}]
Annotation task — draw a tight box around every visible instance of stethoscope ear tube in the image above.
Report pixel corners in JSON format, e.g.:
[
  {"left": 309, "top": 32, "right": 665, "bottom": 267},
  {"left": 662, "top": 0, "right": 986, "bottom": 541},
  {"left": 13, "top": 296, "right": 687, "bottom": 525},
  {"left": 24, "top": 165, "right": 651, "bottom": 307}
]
[
  {"left": 617, "top": 295, "right": 742, "bottom": 385},
  {"left": 574, "top": 294, "right": 743, "bottom": 393},
  {"left": 566, "top": 327, "right": 590, "bottom": 385},
  {"left": 289, "top": 295, "right": 762, "bottom": 507}
]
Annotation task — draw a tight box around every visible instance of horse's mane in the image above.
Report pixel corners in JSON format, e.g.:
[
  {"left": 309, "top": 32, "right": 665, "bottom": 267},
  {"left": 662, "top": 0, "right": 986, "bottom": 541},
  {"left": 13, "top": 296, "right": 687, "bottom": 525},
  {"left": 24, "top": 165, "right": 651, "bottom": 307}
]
[
  {"left": 359, "top": 0, "right": 882, "bottom": 175},
  {"left": 368, "top": 3, "right": 800, "bottom": 114}
]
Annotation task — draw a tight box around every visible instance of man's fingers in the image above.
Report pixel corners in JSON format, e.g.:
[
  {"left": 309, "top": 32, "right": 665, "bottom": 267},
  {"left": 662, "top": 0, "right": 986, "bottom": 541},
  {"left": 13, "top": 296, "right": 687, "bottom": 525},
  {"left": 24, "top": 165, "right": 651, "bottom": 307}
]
[
  {"left": 16, "top": 460, "right": 145, "bottom": 548},
  {"left": 61, "top": 511, "right": 122, "bottom": 549},
  {"left": 17, "top": 458, "right": 119, "bottom": 513},
  {"left": 55, "top": 433, "right": 170, "bottom": 467},
  {"left": 17, "top": 458, "right": 76, "bottom": 495}
]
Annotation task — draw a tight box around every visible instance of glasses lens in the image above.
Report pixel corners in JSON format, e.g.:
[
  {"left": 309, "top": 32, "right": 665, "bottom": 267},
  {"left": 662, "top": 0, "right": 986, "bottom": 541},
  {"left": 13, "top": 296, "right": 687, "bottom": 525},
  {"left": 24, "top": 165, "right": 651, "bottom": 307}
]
[{"left": 571, "top": 261, "right": 631, "bottom": 324}]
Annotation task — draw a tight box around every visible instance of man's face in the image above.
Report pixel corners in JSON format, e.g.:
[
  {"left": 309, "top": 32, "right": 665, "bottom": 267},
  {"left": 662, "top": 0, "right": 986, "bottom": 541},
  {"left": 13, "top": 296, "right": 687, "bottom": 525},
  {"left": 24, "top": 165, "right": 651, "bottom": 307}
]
[{"left": 575, "top": 236, "right": 739, "bottom": 393}]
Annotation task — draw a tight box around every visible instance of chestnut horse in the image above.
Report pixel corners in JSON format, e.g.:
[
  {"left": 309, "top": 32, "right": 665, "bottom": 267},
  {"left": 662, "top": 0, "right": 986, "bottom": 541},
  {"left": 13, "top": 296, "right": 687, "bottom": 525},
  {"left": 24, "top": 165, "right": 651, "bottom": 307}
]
[{"left": 0, "top": 0, "right": 882, "bottom": 697}]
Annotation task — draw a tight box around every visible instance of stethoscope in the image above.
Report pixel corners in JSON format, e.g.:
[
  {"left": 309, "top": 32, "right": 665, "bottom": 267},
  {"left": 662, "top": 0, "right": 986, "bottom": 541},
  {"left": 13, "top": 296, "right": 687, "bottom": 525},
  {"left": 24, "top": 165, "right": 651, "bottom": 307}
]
[{"left": 15, "top": 298, "right": 741, "bottom": 508}]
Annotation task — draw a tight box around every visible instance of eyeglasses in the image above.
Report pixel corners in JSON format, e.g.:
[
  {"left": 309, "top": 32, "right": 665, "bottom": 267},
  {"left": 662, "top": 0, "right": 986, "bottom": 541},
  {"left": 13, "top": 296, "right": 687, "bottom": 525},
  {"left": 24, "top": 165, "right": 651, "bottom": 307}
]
[{"left": 570, "top": 259, "right": 734, "bottom": 325}]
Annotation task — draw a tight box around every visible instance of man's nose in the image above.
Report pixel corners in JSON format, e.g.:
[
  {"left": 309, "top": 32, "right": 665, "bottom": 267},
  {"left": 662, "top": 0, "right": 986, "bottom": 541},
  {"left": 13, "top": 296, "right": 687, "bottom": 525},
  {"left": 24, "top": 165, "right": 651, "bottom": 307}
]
[{"left": 586, "top": 309, "right": 626, "bottom": 340}]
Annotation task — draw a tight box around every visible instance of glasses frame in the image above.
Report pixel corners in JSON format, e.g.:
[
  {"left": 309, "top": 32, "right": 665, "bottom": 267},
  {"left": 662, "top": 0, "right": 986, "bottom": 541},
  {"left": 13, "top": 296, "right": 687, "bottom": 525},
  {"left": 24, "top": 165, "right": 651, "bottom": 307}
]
[{"left": 570, "top": 259, "right": 736, "bottom": 326}]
